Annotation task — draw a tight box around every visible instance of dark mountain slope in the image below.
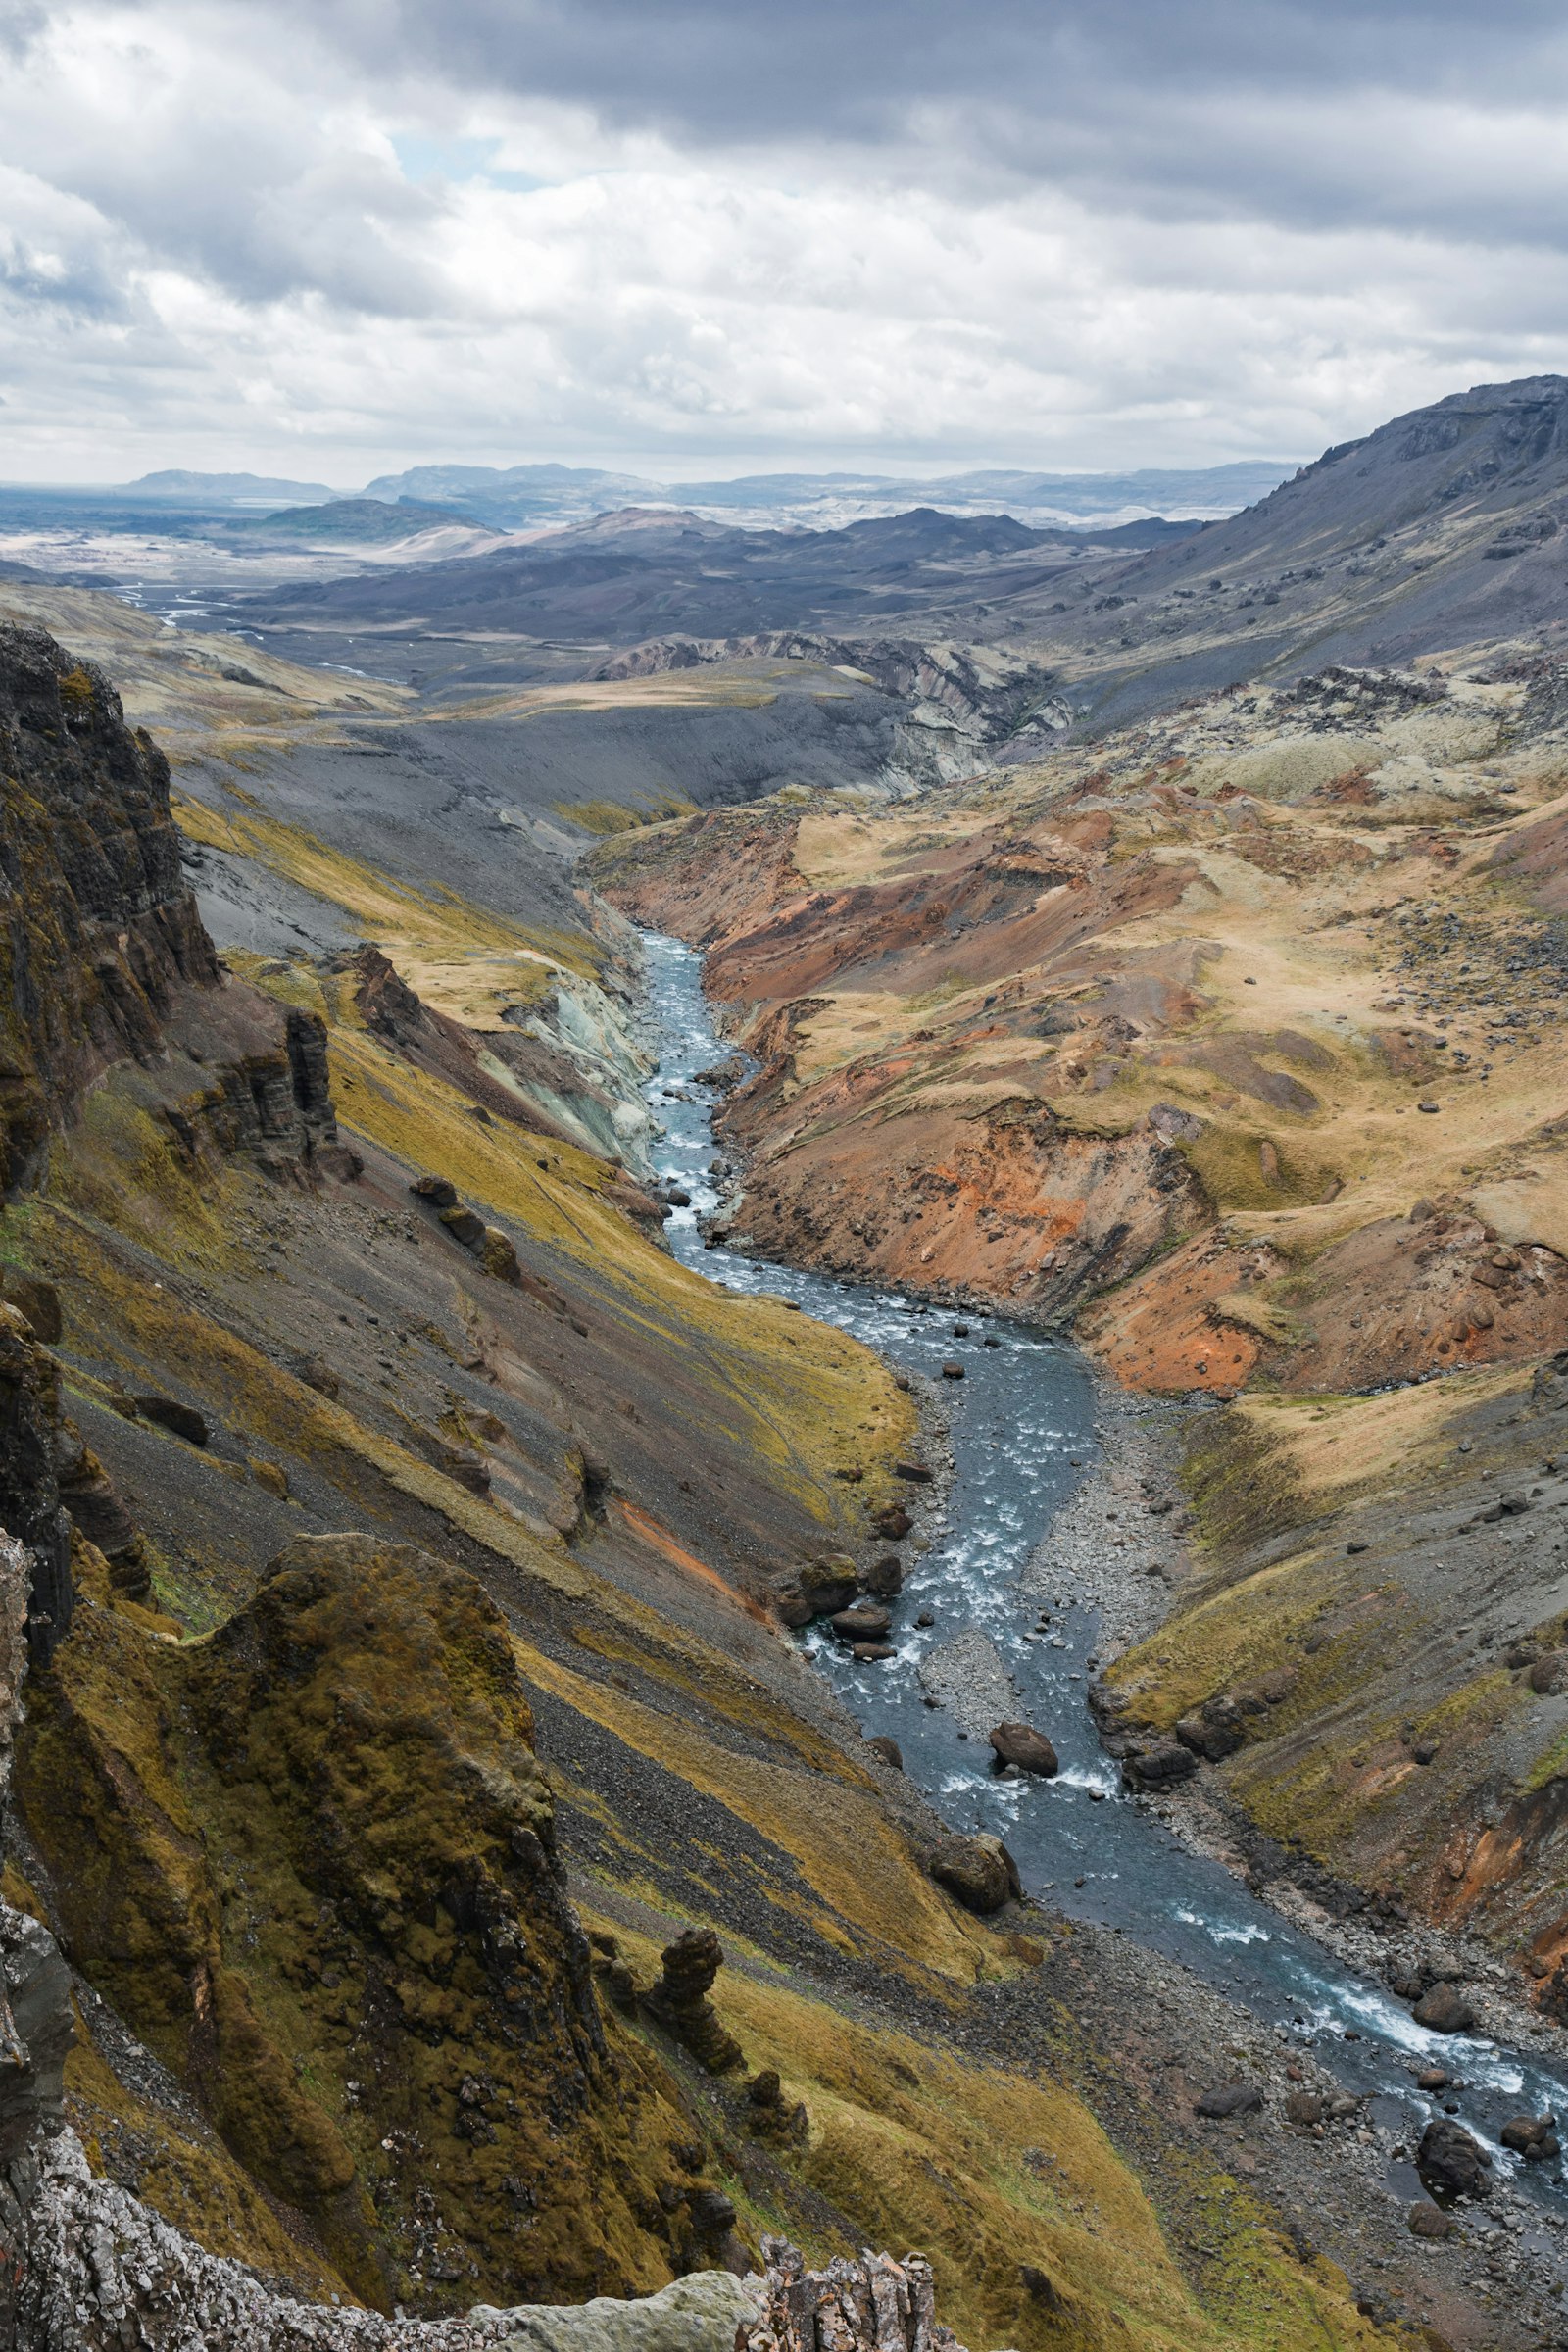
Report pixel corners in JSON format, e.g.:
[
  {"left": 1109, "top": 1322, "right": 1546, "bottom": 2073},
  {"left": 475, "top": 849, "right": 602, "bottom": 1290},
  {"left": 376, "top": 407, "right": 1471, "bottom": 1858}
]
[{"left": 1052, "top": 375, "right": 1568, "bottom": 727}]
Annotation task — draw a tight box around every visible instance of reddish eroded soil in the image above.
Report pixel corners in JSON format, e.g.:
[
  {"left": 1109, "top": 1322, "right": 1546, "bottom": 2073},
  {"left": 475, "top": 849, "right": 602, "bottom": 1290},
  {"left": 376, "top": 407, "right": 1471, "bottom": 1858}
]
[{"left": 593, "top": 668, "right": 1568, "bottom": 1400}]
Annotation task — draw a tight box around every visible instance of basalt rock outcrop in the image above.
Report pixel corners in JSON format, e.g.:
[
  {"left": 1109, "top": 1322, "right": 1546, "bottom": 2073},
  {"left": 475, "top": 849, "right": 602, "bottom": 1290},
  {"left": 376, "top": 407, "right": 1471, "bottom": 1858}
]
[
  {"left": 0, "top": 620, "right": 350, "bottom": 1190},
  {"left": 18, "top": 1529, "right": 702, "bottom": 2311},
  {"left": 0, "top": 622, "right": 220, "bottom": 1183}
]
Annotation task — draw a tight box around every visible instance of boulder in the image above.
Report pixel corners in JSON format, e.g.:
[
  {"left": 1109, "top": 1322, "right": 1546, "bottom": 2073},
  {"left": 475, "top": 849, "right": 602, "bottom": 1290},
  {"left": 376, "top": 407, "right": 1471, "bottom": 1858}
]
[
  {"left": 940, "top": 1362, "right": 965, "bottom": 1381},
  {"left": 1407, "top": 2201, "right": 1453, "bottom": 2240},
  {"left": 1415, "top": 2066, "right": 1448, "bottom": 2091},
  {"left": 438, "top": 1203, "right": 486, "bottom": 1249},
  {"left": 480, "top": 1225, "right": 523, "bottom": 1284},
  {"left": 1412, "top": 1981, "right": 1475, "bottom": 2034},
  {"left": 410, "top": 1173, "right": 458, "bottom": 1207},
  {"left": 894, "top": 1460, "right": 934, "bottom": 1484},
  {"left": 930, "top": 1833, "right": 1019, "bottom": 1915},
  {"left": 1123, "top": 1741, "right": 1198, "bottom": 1791},
  {"left": 133, "top": 1395, "right": 209, "bottom": 1446},
  {"left": 0, "top": 1272, "right": 61, "bottom": 1344},
  {"left": 1528, "top": 1652, "right": 1568, "bottom": 1695},
  {"left": 865, "top": 1735, "right": 903, "bottom": 1770},
  {"left": 829, "top": 1602, "right": 892, "bottom": 1643},
  {"left": 1175, "top": 1696, "right": 1245, "bottom": 1761},
  {"left": 859, "top": 1552, "right": 904, "bottom": 1598},
  {"left": 772, "top": 1566, "right": 857, "bottom": 1628},
  {"left": 1501, "top": 2113, "right": 1558, "bottom": 2157},
  {"left": 1284, "top": 2090, "right": 1325, "bottom": 2126},
  {"left": 1195, "top": 2082, "right": 1264, "bottom": 2119},
  {"left": 871, "top": 1504, "right": 913, "bottom": 1541},
  {"left": 1416, "top": 2116, "right": 1491, "bottom": 2199},
  {"left": 987, "top": 1721, "right": 1058, "bottom": 1776}
]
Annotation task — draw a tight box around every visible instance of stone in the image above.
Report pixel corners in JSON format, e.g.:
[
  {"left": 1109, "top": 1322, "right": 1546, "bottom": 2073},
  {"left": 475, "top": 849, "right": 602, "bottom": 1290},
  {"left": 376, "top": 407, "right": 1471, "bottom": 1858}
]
[
  {"left": 1416, "top": 2116, "right": 1491, "bottom": 2199},
  {"left": 292, "top": 1353, "right": 339, "bottom": 1398},
  {"left": 859, "top": 1552, "right": 905, "bottom": 1598},
  {"left": 410, "top": 1173, "right": 458, "bottom": 1207},
  {"left": 987, "top": 1721, "right": 1058, "bottom": 1776},
  {"left": 940, "top": 1362, "right": 965, "bottom": 1380},
  {"left": 1195, "top": 2082, "right": 1264, "bottom": 2119},
  {"left": 739, "top": 2236, "right": 965, "bottom": 2352},
  {"left": 1412, "top": 1981, "right": 1475, "bottom": 2034},
  {"left": 1528, "top": 1652, "right": 1568, "bottom": 1694},
  {"left": 249, "top": 1458, "right": 289, "bottom": 1501},
  {"left": 1123, "top": 1740, "right": 1198, "bottom": 1791},
  {"left": 894, "top": 1460, "right": 934, "bottom": 1483},
  {"left": 930, "top": 1832, "right": 1019, "bottom": 1914},
  {"left": 1407, "top": 2200, "right": 1453, "bottom": 2240},
  {"left": 1174, "top": 1695, "right": 1245, "bottom": 1761},
  {"left": 1501, "top": 2114, "right": 1555, "bottom": 2154},
  {"left": 643, "top": 1929, "right": 744, "bottom": 2073},
  {"left": 773, "top": 1567, "right": 857, "bottom": 1627},
  {"left": 851, "top": 1642, "right": 896, "bottom": 1661},
  {"left": 132, "top": 1395, "right": 209, "bottom": 1446},
  {"left": 865, "top": 1735, "right": 903, "bottom": 1769},
  {"left": 438, "top": 1203, "right": 487, "bottom": 1249},
  {"left": 871, "top": 1504, "right": 913, "bottom": 1541},
  {"left": 1415, "top": 2066, "right": 1448, "bottom": 2090},
  {"left": 829, "top": 1603, "right": 892, "bottom": 1643},
  {"left": 480, "top": 1226, "right": 523, "bottom": 1285},
  {"left": 0, "top": 1273, "right": 61, "bottom": 1345},
  {"left": 1284, "top": 2091, "right": 1325, "bottom": 2126}
]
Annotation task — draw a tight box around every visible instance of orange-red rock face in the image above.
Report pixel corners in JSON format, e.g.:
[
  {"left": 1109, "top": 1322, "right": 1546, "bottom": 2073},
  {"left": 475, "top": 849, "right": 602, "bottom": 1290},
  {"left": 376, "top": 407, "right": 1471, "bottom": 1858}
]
[{"left": 594, "top": 681, "right": 1568, "bottom": 1396}]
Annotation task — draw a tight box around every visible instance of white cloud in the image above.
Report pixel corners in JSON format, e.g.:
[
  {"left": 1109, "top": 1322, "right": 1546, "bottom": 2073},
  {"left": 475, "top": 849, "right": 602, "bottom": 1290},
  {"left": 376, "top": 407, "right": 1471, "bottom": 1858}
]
[{"left": 2, "top": 0, "right": 1568, "bottom": 480}]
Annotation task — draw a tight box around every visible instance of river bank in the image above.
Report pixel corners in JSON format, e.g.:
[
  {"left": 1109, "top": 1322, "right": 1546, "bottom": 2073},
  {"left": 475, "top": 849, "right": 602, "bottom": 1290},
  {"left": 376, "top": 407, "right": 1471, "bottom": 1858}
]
[{"left": 635, "top": 922, "right": 1568, "bottom": 2345}]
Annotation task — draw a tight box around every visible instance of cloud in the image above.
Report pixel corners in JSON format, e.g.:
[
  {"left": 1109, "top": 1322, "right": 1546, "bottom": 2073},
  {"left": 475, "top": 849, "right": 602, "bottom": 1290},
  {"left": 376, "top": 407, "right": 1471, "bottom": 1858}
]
[{"left": 2, "top": 0, "right": 1568, "bottom": 479}]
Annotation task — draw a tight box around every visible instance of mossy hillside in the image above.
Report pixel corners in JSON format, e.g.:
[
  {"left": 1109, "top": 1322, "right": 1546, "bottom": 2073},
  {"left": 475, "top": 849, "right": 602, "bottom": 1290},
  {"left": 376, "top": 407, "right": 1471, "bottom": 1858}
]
[
  {"left": 306, "top": 979, "right": 917, "bottom": 1534},
  {"left": 172, "top": 788, "right": 599, "bottom": 1017},
  {"left": 520, "top": 1640, "right": 989, "bottom": 1993},
  {"left": 17, "top": 1537, "right": 701, "bottom": 2313},
  {"left": 554, "top": 792, "right": 699, "bottom": 836},
  {"left": 589, "top": 1914, "right": 1396, "bottom": 2352}
]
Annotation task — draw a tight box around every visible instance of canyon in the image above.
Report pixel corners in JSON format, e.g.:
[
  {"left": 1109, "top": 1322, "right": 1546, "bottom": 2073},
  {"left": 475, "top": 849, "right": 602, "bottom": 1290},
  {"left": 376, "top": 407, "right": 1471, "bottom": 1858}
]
[{"left": 8, "top": 376, "right": 1568, "bottom": 2349}]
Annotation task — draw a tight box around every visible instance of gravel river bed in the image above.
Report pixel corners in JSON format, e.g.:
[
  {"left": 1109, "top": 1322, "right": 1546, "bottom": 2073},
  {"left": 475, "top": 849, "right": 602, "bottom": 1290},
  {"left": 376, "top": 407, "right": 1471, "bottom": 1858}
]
[{"left": 639, "top": 928, "right": 1568, "bottom": 2315}]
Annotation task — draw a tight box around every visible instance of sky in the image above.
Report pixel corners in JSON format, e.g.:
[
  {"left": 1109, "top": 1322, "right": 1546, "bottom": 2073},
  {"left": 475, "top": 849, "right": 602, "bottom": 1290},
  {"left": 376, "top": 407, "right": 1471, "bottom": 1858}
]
[{"left": 5, "top": 0, "right": 1568, "bottom": 484}]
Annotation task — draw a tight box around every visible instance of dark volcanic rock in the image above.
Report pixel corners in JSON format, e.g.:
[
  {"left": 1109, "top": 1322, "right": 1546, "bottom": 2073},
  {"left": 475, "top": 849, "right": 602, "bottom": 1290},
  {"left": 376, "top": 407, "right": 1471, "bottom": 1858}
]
[
  {"left": 1412, "top": 1981, "right": 1475, "bottom": 2034},
  {"left": 929, "top": 1833, "right": 1020, "bottom": 1915},
  {"left": 1417, "top": 2116, "right": 1491, "bottom": 2199},
  {"left": 859, "top": 1551, "right": 904, "bottom": 1599},
  {"left": 410, "top": 1172, "right": 459, "bottom": 1207},
  {"left": 871, "top": 1503, "right": 913, "bottom": 1541},
  {"left": 643, "top": 1928, "right": 744, "bottom": 2073},
  {"left": 1123, "top": 1740, "right": 1199, "bottom": 1790},
  {"left": 133, "top": 1395, "right": 210, "bottom": 1447},
  {"left": 829, "top": 1602, "right": 892, "bottom": 1643},
  {"left": 987, "top": 1721, "right": 1058, "bottom": 1776},
  {"left": 0, "top": 1305, "right": 73, "bottom": 1663},
  {"left": 864, "top": 1735, "right": 903, "bottom": 1770},
  {"left": 1407, "top": 2201, "right": 1453, "bottom": 2240},
  {"left": 0, "top": 622, "right": 220, "bottom": 1187},
  {"left": 1195, "top": 2082, "right": 1264, "bottom": 2119}
]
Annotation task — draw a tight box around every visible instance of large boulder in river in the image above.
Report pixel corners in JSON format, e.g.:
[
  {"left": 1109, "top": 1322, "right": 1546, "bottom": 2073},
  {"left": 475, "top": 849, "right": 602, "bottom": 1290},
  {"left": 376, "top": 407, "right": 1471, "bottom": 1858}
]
[
  {"left": 988, "top": 1722, "right": 1058, "bottom": 1776},
  {"left": 1416, "top": 2117, "right": 1491, "bottom": 2200},
  {"left": 1412, "top": 1981, "right": 1476, "bottom": 2034},
  {"left": 930, "top": 1833, "right": 1020, "bottom": 1915},
  {"left": 830, "top": 1602, "right": 892, "bottom": 1644},
  {"left": 772, "top": 1561, "right": 858, "bottom": 1627},
  {"left": 860, "top": 1552, "right": 905, "bottom": 1599}
]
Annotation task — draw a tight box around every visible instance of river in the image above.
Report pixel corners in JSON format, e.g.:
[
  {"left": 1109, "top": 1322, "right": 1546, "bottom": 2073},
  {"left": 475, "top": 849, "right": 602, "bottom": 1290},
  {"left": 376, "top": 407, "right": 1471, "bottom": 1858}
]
[{"left": 638, "top": 928, "right": 1568, "bottom": 2238}]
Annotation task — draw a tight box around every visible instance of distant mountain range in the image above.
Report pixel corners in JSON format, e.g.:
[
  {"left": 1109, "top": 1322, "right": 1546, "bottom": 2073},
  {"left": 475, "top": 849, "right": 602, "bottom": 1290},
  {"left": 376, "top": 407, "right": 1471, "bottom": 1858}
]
[{"left": 71, "top": 458, "right": 1295, "bottom": 534}]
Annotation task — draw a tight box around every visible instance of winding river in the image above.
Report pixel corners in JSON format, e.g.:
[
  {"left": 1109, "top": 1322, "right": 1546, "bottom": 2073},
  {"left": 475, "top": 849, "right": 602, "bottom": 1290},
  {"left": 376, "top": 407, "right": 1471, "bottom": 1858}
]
[{"left": 639, "top": 930, "right": 1568, "bottom": 2240}]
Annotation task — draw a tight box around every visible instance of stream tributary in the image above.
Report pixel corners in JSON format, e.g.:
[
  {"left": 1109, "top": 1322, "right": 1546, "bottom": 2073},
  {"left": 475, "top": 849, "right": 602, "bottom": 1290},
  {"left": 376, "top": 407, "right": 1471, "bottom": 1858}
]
[{"left": 639, "top": 929, "right": 1568, "bottom": 2235}]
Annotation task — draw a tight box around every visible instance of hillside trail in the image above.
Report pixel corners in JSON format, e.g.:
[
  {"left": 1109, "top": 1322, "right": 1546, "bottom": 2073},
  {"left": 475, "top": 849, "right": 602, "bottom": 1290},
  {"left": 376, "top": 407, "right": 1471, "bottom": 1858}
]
[{"left": 640, "top": 926, "right": 1568, "bottom": 2244}]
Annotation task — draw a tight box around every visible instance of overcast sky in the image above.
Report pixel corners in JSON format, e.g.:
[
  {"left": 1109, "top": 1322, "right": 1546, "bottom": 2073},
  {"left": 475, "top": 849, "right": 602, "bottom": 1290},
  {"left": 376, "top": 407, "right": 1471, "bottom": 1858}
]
[{"left": 5, "top": 0, "right": 1568, "bottom": 483}]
